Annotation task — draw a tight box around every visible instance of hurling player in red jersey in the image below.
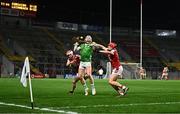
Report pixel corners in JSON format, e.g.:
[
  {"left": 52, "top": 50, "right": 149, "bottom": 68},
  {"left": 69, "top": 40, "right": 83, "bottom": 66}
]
[
  {"left": 99, "top": 42, "right": 129, "bottom": 96},
  {"left": 66, "top": 50, "right": 87, "bottom": 94},
  {"left": 161, "top": 66, "right": 169, "bottom": 80}
]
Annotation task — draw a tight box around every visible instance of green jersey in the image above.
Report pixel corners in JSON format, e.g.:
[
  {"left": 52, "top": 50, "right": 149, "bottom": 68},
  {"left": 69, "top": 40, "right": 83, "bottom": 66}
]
[{"left": 79, "top": 43, "right": 93, "bottom": 62}]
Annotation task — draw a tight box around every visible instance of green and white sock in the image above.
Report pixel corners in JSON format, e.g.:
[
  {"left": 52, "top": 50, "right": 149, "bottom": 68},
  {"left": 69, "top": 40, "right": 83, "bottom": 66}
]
[
  {"left": 83, "top": 83, "right": 88, "bottom": 89},
  {"left": 91, "top": 84, "right": 95, "bottom": 89}
]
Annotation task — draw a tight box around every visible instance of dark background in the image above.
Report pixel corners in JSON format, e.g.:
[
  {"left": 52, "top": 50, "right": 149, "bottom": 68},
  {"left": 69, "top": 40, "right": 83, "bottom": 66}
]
[{"left": 14, "top": 0, "right": 180, "bottom": 29}]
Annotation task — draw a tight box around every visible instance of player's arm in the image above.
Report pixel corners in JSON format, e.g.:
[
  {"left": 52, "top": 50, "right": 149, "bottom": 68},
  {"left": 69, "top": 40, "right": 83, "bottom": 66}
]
[
  {"left": 66, "top": 59, "right": 71, "bottom": 66},
  {"left": 99, "top": 50, "right": 114, "bottom": 55},
  {"left": 73, "top": 42, "right": 80, "bottom": 51},
  {"left": 91, "top": 42, "right": 108, "bottom": 50}
]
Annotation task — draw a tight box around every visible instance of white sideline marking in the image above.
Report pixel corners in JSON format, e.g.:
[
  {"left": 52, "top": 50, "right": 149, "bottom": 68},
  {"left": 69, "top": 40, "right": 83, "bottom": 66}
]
[
  {"left": 0, "top": 101, "right": 77, "bottom": 114},
  {"left": 56, "top": 102, "right": 180, "bottom": 109}
]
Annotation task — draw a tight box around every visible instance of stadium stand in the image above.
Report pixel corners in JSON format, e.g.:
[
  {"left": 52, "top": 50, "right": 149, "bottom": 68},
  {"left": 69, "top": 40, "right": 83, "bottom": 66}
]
[
  {"left": 0, "top": 26, "right": 61, "bottom": 77},
  {"left": 0, "top": 17, "right": 180, "bottom": 79}
]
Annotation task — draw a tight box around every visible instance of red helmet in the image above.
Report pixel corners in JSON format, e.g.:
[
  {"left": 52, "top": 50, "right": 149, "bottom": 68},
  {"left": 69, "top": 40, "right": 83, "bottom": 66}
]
[{"left": 108, "top": 42, "right": 117, "bottom": 48}]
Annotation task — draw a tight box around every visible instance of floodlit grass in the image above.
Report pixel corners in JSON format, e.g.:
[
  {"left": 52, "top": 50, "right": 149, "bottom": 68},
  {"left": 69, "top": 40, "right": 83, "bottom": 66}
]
[{"left": 0, "top": 78, "right": 180, "bottom": 113}]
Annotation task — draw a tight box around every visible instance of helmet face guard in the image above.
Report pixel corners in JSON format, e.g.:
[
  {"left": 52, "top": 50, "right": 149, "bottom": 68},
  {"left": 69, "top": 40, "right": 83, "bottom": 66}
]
[{"left": 108, "top": 42, "right": 117, "bottom": 49}]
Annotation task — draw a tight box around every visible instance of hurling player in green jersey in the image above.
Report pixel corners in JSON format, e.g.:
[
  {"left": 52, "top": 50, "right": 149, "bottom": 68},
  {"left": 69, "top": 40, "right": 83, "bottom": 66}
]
[{"left": 74, "top": 35, "right": 106, "bottom": 96}]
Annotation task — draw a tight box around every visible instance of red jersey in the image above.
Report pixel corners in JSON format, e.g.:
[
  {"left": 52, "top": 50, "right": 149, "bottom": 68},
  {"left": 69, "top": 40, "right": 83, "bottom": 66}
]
[
  {"left": 108, "top": 49, "right": 121, "bottom": 69},
  {"left": 68, "top": 54, "right": 80, "bottom": 67}
]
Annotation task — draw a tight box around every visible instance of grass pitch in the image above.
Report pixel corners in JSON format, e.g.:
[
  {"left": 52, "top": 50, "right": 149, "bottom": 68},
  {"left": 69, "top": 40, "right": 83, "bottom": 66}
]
[{"left": 0, "top": 78, "right": 180, "bottom": 113}]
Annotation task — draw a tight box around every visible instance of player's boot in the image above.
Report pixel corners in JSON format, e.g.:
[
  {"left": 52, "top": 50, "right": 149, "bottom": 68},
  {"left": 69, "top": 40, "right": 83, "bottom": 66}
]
[
  {"left": 85, "top": 88, "right": 89, "bottom": 96},
  {"left": 117, "top": 89, "right": 124, "bottom": 96},
  {"left": 92, "top": 88, "right": 96, "bottom": 96},
  {"left": 69, "top": 90, "right": 74, "bottom": 94},
  {"left": 123, "top": 87, "right": 129, "bottom": 95}
]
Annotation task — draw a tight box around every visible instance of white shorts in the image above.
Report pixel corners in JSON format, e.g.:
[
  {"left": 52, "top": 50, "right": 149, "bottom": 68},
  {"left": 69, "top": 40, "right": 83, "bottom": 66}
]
[
  {"left": 79, "top": 62, "right": 91, "bottom": 69},
  {"left": 112, "top": 65, "right": 123, "bottom": 76}
]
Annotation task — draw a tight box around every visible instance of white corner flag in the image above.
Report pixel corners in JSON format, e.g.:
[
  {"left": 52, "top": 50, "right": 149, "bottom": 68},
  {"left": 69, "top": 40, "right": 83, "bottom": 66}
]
[
  {"left": 20, "top": 56, "right": 34, "bottom": 109},
  {"left": 20, "top": 57, "right": 30, "bottom": 87}
]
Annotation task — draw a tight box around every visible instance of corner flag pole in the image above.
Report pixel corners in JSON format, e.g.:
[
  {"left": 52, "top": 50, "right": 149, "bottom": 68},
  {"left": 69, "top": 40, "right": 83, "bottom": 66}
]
[
  {"left": 27, "top": 57, "right": 34, "bottom": 109},
  {"left": 20, "top": 57, "right": 34, "bottom": 109},
  {"left": 140, "top": 0, "right": 143, "bottom": 67},
  {"left": 28, "top": 69, "right": 34, "bottom": 109},
  {"left": 109, "top": 0, "right": 112, "bottom": 43}
]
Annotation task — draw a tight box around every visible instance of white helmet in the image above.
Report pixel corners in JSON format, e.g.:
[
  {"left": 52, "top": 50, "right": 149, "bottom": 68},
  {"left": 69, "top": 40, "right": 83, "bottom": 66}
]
[{"left": 85, "top": 35, "right": 92, "bottom": 42}]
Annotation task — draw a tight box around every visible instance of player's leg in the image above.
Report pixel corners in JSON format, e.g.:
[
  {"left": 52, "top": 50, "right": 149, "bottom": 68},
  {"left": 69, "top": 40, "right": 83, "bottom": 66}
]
[
  {"left": 111, "top": 83, "right": 122, "bottom": 95},
  {"left": 144, "top": 74, "right": 146, "bottom": 79},
  {"left": 140, "top": 73, "right": 143, "bottom": 79},
  {"left": 69, "top": 75, "right": 80, "bottom": 94},
  {"left": 84, "top": 73, "right": 89, "bottom": 80},
  {"left": 109, "top": 66, "right": 129, "bottom": 96},
  {"left": 161, "top": 74, "right": 164, "bottom": 80},
  {"left": 165, "top": 73, "right": 168, "bottom": 80},
  {"left": 78, "top": 66, "right": 88, "bottom": 96},
  {"left": 86, "top": 65, "right": 96, "bottom": 95},
  {"left": 165, "top": 76, "right": 168, "bottom": 80},
  {"left": 100, "top": 75, "right": 103, "bottom": 79},
  {"left": 69, "top": 67, "right": 81, "bottom": 94},
  {"left": 142, "top": 74, "right": 145, "bottom": 79},
  {"left": 109, "top": 74, "right": 124, "bottom": 95}
]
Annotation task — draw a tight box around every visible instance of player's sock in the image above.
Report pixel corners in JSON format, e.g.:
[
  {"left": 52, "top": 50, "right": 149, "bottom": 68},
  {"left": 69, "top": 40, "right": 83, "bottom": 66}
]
[
  {"left": 83, "top": 83, "right": 88, "bottom": 96},
  {"left": 118, "top": 85, "right": 126, "bottom": 89},
  {"left": 91, "top": 84, "right": 96, "bottom": 95},
  {"left": 91, "top": 84, "right": 95, "bottom": 88},
  {"left": 122, "top": 86, "right": 129, "bottom": 95},
  {"left": 118, "top": 90, "right": 124, "bottom": 96},
  {"left": 83, "top": 83, "right": 88, "bottom": 89},
  {"left": 122, "top": 85, "right": 126, "bottom": 89},
  {"left": 118, "top": 85, "right": 129, "bottom": 95}
]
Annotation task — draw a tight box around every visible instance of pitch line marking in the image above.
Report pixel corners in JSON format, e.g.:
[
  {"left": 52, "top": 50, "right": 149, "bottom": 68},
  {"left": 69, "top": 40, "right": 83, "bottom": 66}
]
[
  {"left": 55, "top": 101, "right": 180, "bottom": 109},
  {"left": 0, "top": 101, "right": 77, "bottom": 114}
]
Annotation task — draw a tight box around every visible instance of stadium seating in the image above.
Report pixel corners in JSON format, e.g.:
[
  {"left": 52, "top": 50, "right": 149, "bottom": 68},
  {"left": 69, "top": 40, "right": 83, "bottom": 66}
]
[
  {"left": 1, "top": 23, "right": 180, "bottom": 79},
  {"left": 0, "top": 26, "right": 65, "bottom": 77}
]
